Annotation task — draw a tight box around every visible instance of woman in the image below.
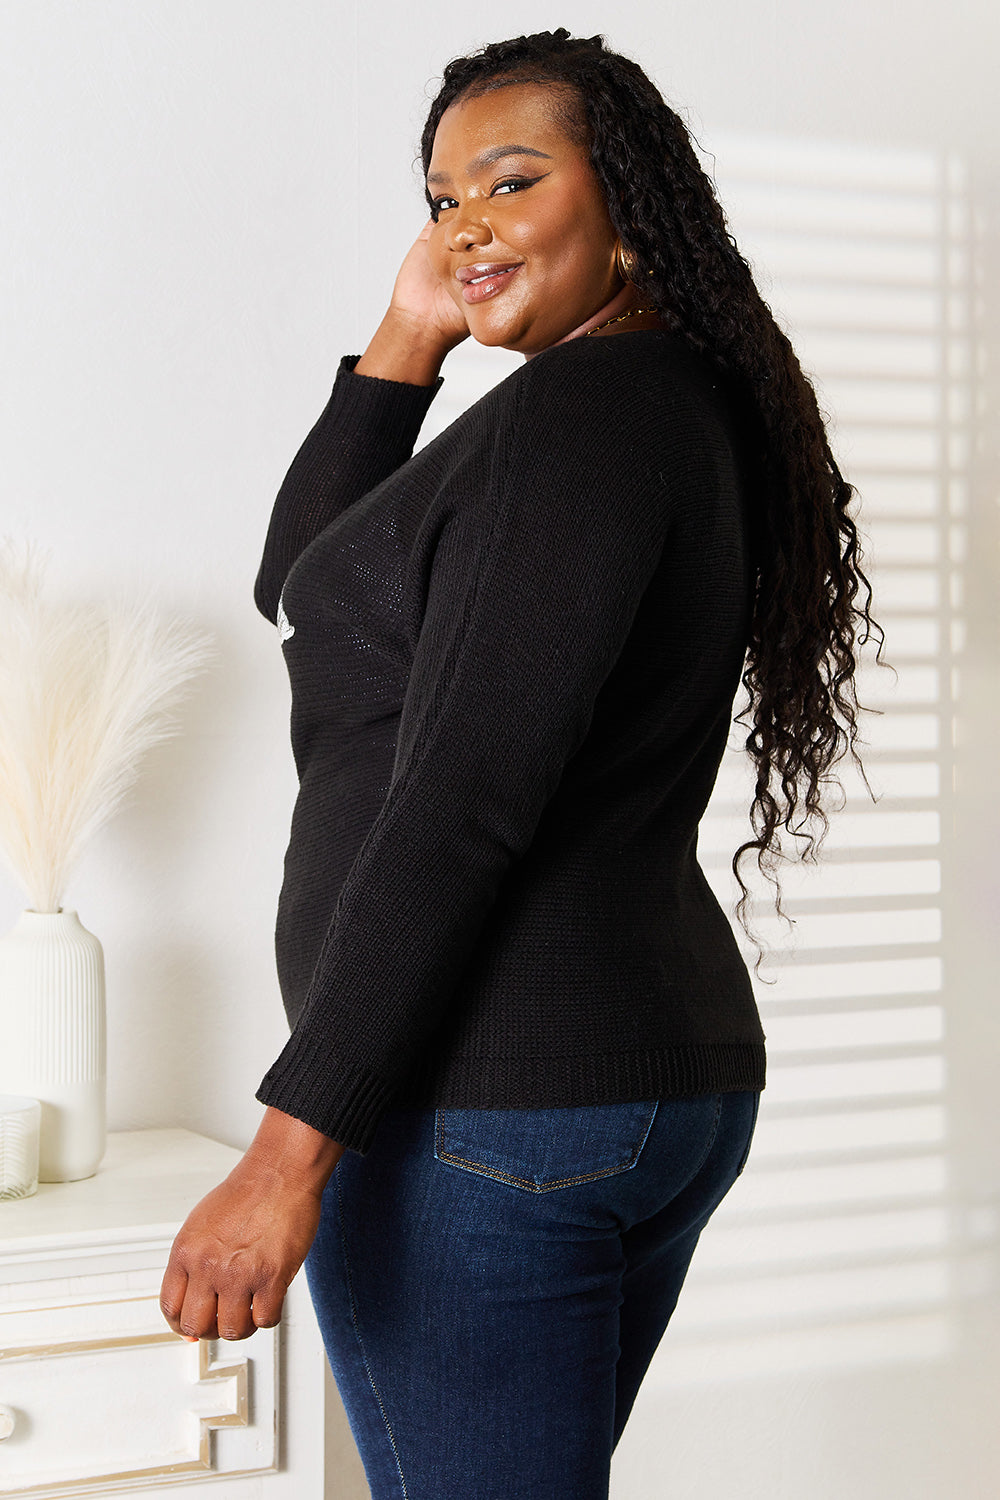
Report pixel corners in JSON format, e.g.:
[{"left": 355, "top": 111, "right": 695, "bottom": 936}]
[{"left": 160, "top": 29, "right": 880, "bottom": 1499}]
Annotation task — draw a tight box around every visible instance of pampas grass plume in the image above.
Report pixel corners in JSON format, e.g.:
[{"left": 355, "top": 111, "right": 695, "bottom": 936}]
[{"left": 0, "top": 541, "right": 213, "bottom": 912}]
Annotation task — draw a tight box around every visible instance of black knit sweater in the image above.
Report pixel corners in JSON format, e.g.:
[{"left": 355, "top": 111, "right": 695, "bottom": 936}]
[{"left": 254, "top": 329, "right": 766, "bottom": 1154}]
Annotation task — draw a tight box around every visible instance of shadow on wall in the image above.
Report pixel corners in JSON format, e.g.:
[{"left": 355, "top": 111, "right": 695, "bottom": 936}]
[{"left": 654, "top": 133, "right": 993, "bottom": 1386}]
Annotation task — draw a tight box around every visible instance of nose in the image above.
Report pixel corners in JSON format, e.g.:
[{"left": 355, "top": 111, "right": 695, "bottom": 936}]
[{"left": 445, "top": 200, "right": 492, "bottom": 252}]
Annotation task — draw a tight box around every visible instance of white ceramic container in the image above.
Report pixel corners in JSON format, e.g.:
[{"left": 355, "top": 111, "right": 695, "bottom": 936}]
[{"left": 0, "top": 910, "right": 106, "bottom": 1181}]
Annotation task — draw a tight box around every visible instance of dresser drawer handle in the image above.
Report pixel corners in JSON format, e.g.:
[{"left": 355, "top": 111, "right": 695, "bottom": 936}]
[{"left": 0, "top": 1404, "right": 15, "bottom": 1441}]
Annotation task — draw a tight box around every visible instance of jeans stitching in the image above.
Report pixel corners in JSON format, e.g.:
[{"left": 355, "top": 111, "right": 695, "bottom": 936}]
[
  {"left": 335, "top": 1168, "right": 409, "bottom": 1498},
  {"left": 736, "top": 1091, "right": 760, "bottom": 1175},
  {"left": 434, "top": 1102, "right": 659, "bottom": 1193},
  {"left": 687, "top": 1092, "right": 724, "bottom": 1183}
]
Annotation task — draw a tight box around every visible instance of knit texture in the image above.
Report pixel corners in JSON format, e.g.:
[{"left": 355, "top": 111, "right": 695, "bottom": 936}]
[{"left": 254, "top": 330, "right": 766, "bottom": 1154}]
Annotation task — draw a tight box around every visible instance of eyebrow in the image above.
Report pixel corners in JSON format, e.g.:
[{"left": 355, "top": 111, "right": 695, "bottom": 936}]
[{"left": 426, "top": 144, "right": 553, "bottom": 186}]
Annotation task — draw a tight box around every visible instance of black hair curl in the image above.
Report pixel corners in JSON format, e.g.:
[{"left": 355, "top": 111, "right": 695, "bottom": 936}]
[{"left": 420, "top": 29, "right": 887, "bottom": 963}]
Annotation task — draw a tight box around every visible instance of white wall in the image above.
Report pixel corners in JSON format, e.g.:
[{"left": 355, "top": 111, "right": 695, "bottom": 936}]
[{"left": 1, "top": 2, "right": 997, "bottom": 1497}]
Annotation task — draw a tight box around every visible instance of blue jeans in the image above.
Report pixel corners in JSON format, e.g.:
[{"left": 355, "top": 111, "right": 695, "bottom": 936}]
[{"left": 305, "top": 1090, "right": 760, "bottom": 1500}]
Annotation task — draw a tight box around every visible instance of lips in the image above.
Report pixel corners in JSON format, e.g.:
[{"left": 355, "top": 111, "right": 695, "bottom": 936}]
[{"left": 456, "top": 262, "right": 523, "bottom": 304}]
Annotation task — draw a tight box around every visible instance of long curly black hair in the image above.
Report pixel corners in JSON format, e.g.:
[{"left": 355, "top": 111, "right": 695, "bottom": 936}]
[{"left": 420, "top": 29, "right": 886, "bottom": 958}]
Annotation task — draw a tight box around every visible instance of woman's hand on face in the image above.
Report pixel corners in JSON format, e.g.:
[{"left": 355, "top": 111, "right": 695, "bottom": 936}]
[
  {"left": 159, "top": 1134, "right": 343, "bottom": 1342},
  {"left": 355, "top": 221, "right": 468, "bottom": 385},
  {"left": 387, "top": 220, "right": 470, "bottom": 353}
]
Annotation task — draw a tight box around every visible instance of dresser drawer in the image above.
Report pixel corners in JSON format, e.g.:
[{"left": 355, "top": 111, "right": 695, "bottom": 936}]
[
  {"left": 0, "top": 1130, "right": 326, "bottom": 1499},
  {"left": 0, "top": 1278, "right": 277, "bottom": 1496}
]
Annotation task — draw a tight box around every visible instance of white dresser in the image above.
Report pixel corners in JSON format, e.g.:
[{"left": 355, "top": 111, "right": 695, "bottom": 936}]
[{"left": 0, "top": 1129, "right": 328, "bottom": 1498}]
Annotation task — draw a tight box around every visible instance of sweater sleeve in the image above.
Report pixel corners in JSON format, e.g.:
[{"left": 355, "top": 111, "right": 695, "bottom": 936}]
[
  {"left": 255, "top": 348, "right": 682, "bottom": 1151},
  {"left": 254, "top": 356, "right": 443, "bottom": 622}
]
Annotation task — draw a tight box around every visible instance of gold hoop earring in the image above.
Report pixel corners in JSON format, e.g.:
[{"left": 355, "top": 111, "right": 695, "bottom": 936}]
[{"left": 616, "top": 241, "right": 641, "bottom": 285}]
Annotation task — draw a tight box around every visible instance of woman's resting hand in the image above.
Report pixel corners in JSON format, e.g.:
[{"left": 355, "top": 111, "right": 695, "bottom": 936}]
[{"left": 159, "top": 1108, "right": 345, "bottom": 1342}]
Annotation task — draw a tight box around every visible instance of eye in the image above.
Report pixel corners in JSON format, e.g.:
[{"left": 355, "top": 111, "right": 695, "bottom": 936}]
[
  {"left": 426, "top": 174, "right": 545, "bottom": 221},
  {"left": 491, "top": 176, "right": 539, "bottom": 196},
  {"left": 428, "top": 194, "right": 458, "bottom": 220}
]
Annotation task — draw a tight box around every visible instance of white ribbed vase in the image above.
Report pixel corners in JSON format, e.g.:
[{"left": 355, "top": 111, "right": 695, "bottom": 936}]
[{"left": 0, "top": 910, "right": 107, "bottom": 1181}]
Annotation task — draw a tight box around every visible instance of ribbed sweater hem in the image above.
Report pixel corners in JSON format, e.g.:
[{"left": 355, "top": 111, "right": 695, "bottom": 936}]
[
  {"left": 256, "top": 1040, "right": 765, "bottom": 1155},
  {"left": 393, "top": 1042, "right": 766, "bottom": 1111}
]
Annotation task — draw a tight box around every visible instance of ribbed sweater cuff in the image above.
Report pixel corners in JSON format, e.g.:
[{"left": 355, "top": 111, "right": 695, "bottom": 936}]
[
  {"left": 255, "top": 1035, "right": 397, "bottom": 1155},
  {"left": 332, "top": 353, "right": 443, "bottom": 461}
]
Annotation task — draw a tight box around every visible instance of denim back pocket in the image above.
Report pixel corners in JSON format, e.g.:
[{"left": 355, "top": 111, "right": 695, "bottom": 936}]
[{"left": 434, "top": 1100, "right": 659, "bottom": 1193}]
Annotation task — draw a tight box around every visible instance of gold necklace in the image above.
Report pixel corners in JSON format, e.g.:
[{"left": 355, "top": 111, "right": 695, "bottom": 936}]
[{"left": 586, "top": 307, "right": 659, "bottom": 336}]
